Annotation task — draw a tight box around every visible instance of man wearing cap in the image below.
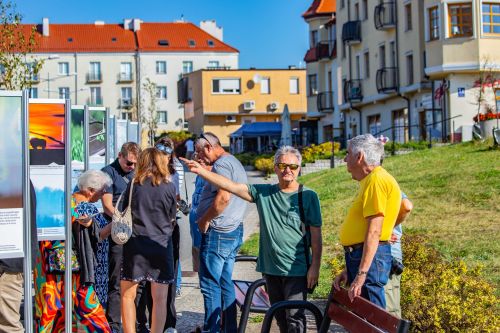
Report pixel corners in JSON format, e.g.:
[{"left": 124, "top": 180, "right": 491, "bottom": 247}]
[{"left": 333, "top": 134, "right": 401, "bottom": 309}]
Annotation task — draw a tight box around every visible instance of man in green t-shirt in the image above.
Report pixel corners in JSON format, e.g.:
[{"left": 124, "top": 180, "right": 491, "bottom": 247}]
[{"left": 181, "top": 146, "right": 323, "bottom": 333}]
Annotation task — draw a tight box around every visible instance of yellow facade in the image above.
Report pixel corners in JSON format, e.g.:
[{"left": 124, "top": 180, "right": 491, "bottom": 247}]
[{"left": 183, "top": 69, "right": 307, "bottom": 146}]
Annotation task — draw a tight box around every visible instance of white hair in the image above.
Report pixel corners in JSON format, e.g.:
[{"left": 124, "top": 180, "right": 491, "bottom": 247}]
[
  {"left": 78, "top": 169, "right": 112, "bottom": 191},
  {"left": 274, "top": 145, "right": 302, "bottom": 165},
  {"left": 348, "top": 134, "right": 384, "bottom": 166}
]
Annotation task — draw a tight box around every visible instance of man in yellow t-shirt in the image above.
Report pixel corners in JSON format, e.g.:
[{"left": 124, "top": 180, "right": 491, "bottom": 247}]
[{"left": 333, "top": 134, "right": 401, "bottom": 309}]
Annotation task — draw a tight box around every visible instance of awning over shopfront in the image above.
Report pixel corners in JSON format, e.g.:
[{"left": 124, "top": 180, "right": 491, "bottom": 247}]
[{"left": 230, "top": 122, "right": 282, "bottom": 138}]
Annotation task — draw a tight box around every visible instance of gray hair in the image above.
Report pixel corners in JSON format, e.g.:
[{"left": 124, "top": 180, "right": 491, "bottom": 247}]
[
  {"left": 77, "top": 169, "right": 112, "bottom": 192},
  {"left": 348, "top": 134, "right": 384, "bottom": 166},
  {"left": 195, "top": 132, "right": 221, "bottom": 149},
  {"left": 274, "top": 145, "right": 302, "bottom": 165}
]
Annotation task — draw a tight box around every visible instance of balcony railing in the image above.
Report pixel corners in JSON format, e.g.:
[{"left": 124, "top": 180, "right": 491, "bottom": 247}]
[
  {"left": 87, "top": 97, "right": 103, "bottom": 106},
  {"left": 342, "top": 21, "right": 361, "bottom": 44},
  {"left": 374, "top": 2, "right": 396, "bottom": 30},
  {"left": 119, "top": 98, "right": 134, "bottom": 108},
  {"left": 117, "top": 72, "right": 133, "bottom": 82},
  {"left": 304, "top": 40, "right": 337, "bottom": 63},
  {"left": 376, "top": 67, "right": 398, "bottom": 93},
  {"left": 317, "top": 91, "right": 335, "bottom": 113},
  {"left": 343, "top": 79, "right": 363, "bottom": 103},
  {"left": 86, "top": 72, "right": 102, "bottom": 83},
  {"left": 27, "top": 74, "right": 39, "bottom": 83}
]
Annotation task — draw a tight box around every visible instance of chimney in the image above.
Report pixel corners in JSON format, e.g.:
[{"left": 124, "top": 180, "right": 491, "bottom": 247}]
[
  {"left": 200, "top": 20, "right": 223, "bottom": 41},
  {"left": 132, "top": 18, "right": 141, "bottom": 32},
  {"left": 42, "top": 17, "right": 49, "bottom": 37},
  {"left": 94, "top": 20, "right": 105, "bottom": 26},
  {"left": 123, "top": 19, "right": 132, "bottom": 30}
]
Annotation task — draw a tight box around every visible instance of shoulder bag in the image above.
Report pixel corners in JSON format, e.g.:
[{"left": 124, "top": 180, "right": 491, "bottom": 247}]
[{"left": 111, "top": 180, "right": 135, "bottom": 245}]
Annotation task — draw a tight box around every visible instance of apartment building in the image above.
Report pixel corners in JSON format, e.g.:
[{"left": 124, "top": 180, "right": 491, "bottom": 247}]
[
  {"left": 303, "top": 0, "right": 344, "bottom": 145},
  {"left": 20, "top": 18, "right": 238, "bottom": 133},
  {"left": 179, "top": 68, "right": 307, "bottom": 147},
  {"left": 337, "top": 0, "right": 500, "bottom": 143}
]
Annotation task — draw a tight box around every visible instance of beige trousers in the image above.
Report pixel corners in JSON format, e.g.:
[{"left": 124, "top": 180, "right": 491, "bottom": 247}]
[
  {"left": 384, "top": 273, "right": 402, "bottom": 318},
  {"left": 0, "top": 272, "right": 24, "bottom": 333}
]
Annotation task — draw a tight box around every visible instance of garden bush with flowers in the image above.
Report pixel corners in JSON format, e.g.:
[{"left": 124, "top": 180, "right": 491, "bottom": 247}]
[
  {"left": 327, "top": 234, "right": 499, "bottom": 332},
  {"left": 301, "top": 141, "right": 341, "bottom": 164},
  {"left": 473, "top": 111, "right": 500, "bottom": 122}
]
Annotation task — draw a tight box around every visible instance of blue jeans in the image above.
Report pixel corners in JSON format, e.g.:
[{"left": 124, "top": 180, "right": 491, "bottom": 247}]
[
  {"left": 199, "top": 224, "right": 243, "bottom": 333},
  {"left": 345, "top": 243, "right": 391, "bottom": 308}
]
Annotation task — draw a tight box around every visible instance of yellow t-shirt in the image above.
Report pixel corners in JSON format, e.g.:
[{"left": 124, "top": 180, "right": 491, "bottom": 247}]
[{"left": 339, "top": 166, "right": 401, "bottom": 246}]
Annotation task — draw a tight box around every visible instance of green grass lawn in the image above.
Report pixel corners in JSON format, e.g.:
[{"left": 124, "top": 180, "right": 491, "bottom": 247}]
[{"left": 240, "top": 140, "right": 500, "bottom": 297}]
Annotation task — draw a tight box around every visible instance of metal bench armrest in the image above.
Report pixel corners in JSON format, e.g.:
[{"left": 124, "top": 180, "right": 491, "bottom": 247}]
[{"left": 260, "top": 300, "right": 323, "bottom": 333}]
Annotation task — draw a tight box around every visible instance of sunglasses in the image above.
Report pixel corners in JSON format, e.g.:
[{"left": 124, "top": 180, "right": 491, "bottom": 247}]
[
  {"left": 200, "top": 133, "right": 213, "bottom": 148},
  {"left": 125, "top": 159, "right": 136, "bottom": 167},
  {"left": 155, "top": 144, "right": 173, "bottom": 155},
  {"left": 276, "top": 163, "right": 299, "bottom": 171}
]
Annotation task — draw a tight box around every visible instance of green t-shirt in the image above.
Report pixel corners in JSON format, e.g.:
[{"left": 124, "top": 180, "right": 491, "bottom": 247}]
[{"left": 248, "top": 184, "right": 322, "bottom": 277}]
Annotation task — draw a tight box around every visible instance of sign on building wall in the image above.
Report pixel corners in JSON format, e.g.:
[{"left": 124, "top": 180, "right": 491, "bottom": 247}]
[
  {"left": 29, "top": 100, "right": 67, "bottom": 240},
  {"left": 0, "top": 93, "right": 25, "bottom": 258}
]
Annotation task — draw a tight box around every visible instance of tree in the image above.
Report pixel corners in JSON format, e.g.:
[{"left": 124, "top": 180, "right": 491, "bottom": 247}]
[
  {"left": 141, "top": 78, "right": 159, "bottom": 145},
  {"left": 0, "top": 0, "right": 43, "bottom": 90}
]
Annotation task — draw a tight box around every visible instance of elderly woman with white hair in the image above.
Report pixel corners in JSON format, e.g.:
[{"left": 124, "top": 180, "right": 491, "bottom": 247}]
[
  {"left": 34, "top": 169, "right": 113, "bottom": 332},
  {"left": 181, "top": 146, "right": 323, "bottom": 333}
]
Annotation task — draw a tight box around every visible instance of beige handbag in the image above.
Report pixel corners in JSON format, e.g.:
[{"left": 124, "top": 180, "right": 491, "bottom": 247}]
[{"left": 111, "top": 180, "right": 134, "bottom": 245}]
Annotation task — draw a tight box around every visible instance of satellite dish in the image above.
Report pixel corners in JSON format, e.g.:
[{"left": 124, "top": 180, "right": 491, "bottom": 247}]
[{"left": 252, "top": 74, "right": 262, "bottom": 84}]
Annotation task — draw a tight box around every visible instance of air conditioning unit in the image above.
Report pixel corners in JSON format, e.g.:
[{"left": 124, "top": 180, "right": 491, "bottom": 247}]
[
  {"left": 243, "top": 100, "right": 255, "bottom": 111},
  {"left": 269, "top": 101, "right": 279, "bottom": 110},
  {"left": 226, "top": 115, "right": 236, "bottom": 123}
]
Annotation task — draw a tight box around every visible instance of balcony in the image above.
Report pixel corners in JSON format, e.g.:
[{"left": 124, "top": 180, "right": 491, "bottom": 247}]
[
  {"left": 317, "top": 91, "right": 335, "bottom": 113},
  {"left": 341, "top": 21, "right": 361, "bottom": 44},
  {"left": 87, "top": 97, "right": 103, "bottom": 106},
  {"left": 119, "top": 98, "right": 134, "bottom": 109},
  {"left": 304, "top": 40, "right": 337, "bottom": 63},
  {"left": 86, "top": 72, "right": 102, "bottom": 83},
  {"left": 374, "top": 2, "right": 396, "bottom": 30},
  {"left": 376, "top": 67, "right": 398, "bottom": 93},
  {"left": 27, "top": 74, "right": 40, "bottom": 83},
  {"left": 343, "top": 79, "right": 363, "bottom": 103},
  {"left": 117, "top": 72, "right": 133, "bottom": 83}
]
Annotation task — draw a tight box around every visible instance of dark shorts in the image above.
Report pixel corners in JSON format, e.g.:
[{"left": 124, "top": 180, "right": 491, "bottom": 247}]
[{"left": 121, "top": 235, "right": 174, "bottom": 284}]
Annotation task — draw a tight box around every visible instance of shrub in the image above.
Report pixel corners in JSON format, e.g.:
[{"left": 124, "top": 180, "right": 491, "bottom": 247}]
[
  {"left": 302, "top": 142, "right": 341, "bottom": 164},
  {"left": 328, "top": 234, "right": 499, "bottom": 332},
  {"left": 234, "top": 152, "right": 257, "bottom": 166},
  {"left": 254, "top": 157, "right": 274, "bottom": 176},
  {"left": 384, "top": 141, "right": 429, "bottom": 152}
]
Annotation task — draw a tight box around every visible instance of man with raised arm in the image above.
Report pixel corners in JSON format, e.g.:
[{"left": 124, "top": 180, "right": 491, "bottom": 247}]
[{"left": 182, "top": 145, "right": 322, "bottom": 333}]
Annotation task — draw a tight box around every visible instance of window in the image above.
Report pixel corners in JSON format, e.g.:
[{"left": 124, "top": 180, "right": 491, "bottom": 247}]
[
  {"left": 156, "top": 86, "right": 167, "bottom": 99},
  {"left": 368, "top": 114, "right": 381, "bottom": 135},
  {"left": 364, "top": 51, "right": 370, "bottom": 78},
  {"left": 188, "top": 39, "right": 196, "bottom": 47},
  {"left": 342, "top": 78, "right": 347, "bottom": 104},
  {"left": 208, "top": 61, "right": 219, "bottom": 69},
  {"left": 158, "top": 111, "right": 167, "bottom": 123},
  {"left": 362, "top": 0, "right": 368, "bottom": 20},
  {"left": 58, "top": 62, "right": 69, "bottom": 75},
  {"left": 90, "top": 87, "right": 102, "bottom": 105},
  {"left": 379, "top": 44, "right": 386, "bottom": 68},
  {"left": 448, "top": 3, "right": 472, "bottom": 38},
  {"left": 120, "top": 62, "right": 132, "bottom": 80},
  {"left": 389, "top": 41, "right": 396, "bottom": 67},
  {"left": 356, "top": 54, "right": 361, "bottom": 79},
  {"left": 260, "top": 77, "right": 270, "bottom": 94},
  {"left": 121, "top": 112, "right": 130, "bottom": 120},
  {"left": 156, "top": 61, "right": 167, "bottom": 74},
  {"left": 405, "top": 3, "right": 412, "bottom": 31},
  {"left": 26, "top": 62, "right": 38, "bottom": 81},
  {"left": 89, "top": 62, "right": 101, "bottom": 81},
  {"left": 311, "top": 30, "right": 318, "bottom": 47},
  {"left": 212, "top": 78, "right": 240, "bottom": 94},
  {"left": 341, "top": 0, "right": 345, "bottom": 9},
  {"left": 393, "top": 109, "right": 406, "bottom": 143},
  {"left": 182, "top": 61, "right": 193, "bottom": 74},
  {"left": 482, "top": 3, "right": 500, "bottom": 34},
  {"left": 29, "top": 87, "right": 38, "bottom": 98},
  {"left": 289, "top": 77, "right": 299, "bottom": 94},
  {"left": 354, "top": 3, "right": 360, "bottom": 20},
  {"left": 121, "top": 87, "right": 132, "bottom": 106},
  {"left": 406, "top": 54, "right": 414, "bottom": 85},
  {"left": 496, "top": 89, "right": 500, "bottom": 111},
  {"left": 59, "top": 87, "right": 69, "bottom": 99},
  {"left": 308, "top": 74, "right": 317, "bottom": 96},
  {"left": 207, "top": 40, "right": 215, "bottom": 47},
  {"left": 428, "top": 6, "right": 440, "bottom": 40}
]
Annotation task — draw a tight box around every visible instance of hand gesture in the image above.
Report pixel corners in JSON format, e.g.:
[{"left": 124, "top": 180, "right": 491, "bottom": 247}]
[
  {"left": 333, "top": 269, "right": 348, "bottom": 291},
  {"left": 179, "top": 157, "right": 203, "bottom": 175}
]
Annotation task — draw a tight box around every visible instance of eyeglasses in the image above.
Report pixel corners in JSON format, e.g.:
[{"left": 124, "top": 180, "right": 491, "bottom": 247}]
[
  {"left": 200, "top": 133, "right": 213, "bottom": 148},
  {"left": 276, "top": 163, "right": 299, "bottom": 171},
  {"left": 155, "top": 144, "right": 173, "bottom": 155},
  {"left": 125, "top": 159, "right": 136, "bottom": 167}
]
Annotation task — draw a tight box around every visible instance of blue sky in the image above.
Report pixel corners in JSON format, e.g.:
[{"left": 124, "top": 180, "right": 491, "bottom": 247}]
[{"left": 17, "top": 0, "right": 310, "bottom": 69}]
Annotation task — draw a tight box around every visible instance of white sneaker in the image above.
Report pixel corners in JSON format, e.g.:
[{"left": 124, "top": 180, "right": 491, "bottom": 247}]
[{"left": 164, "top": 328, "right": 177, "bottom": 333}]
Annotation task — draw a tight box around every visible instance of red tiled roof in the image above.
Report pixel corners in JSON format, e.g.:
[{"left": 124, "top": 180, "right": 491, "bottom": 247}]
[
  {"left": 302, "top": 0, "right": 336, "bottom": 19},
  {"left": 136, "top": 22, "right": 238, "bottom": 53},
  {"left": 17, "top": 22, "right": 238, "bottom": 54}
]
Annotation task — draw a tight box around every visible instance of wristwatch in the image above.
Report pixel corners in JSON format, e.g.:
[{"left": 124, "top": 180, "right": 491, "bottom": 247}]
[{"left": 357, "top": 270, "right": 368, "bottom": 276}]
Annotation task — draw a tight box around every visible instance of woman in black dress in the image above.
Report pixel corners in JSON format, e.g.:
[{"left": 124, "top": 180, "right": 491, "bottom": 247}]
[{"left": 120, "top": 148, "right": 177, "bottom": 333}]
